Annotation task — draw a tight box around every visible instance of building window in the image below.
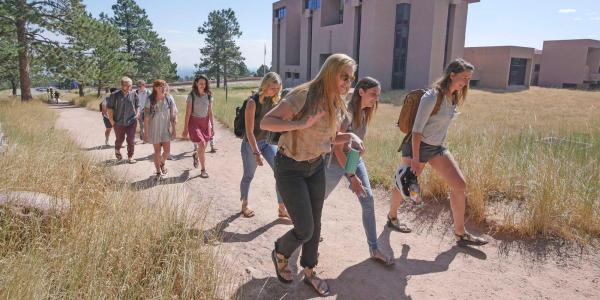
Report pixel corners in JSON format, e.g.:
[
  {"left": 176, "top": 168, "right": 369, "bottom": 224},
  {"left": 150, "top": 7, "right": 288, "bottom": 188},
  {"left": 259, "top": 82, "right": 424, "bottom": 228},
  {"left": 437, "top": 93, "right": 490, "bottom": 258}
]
[
  {"left": 285, "top": 72, "right": 292, "bottom": 79},
  {"left": 293, "top": 73, "right": 300, "bottom": 79},
  {"left": 321, "top": 0, "right": 343, "bottom": 26},
  {"left": 319, "top": 53, "right": 332, "bottom": 68},
  {"left": 534, "top": 64, "right": 540, "bottom": 72},
  {"left": 275, "top": 7, "right": 286, "bottom": 19},
  {"left": 508, "top": 58, "right": 528, "bottom": 86},
  {"left": 305, "top": 0, "right": 321, "bottom": 9},
  {"left": 392, "top": 3, "right": 411, "bottom": 89}
]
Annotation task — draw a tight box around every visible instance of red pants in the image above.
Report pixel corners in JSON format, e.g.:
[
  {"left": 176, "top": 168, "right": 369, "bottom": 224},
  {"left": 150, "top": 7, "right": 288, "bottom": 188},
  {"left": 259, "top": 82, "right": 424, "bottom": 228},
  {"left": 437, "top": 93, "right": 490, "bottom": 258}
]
[{"left": 114, "top": 122, "right": 137, "bottom": 158}]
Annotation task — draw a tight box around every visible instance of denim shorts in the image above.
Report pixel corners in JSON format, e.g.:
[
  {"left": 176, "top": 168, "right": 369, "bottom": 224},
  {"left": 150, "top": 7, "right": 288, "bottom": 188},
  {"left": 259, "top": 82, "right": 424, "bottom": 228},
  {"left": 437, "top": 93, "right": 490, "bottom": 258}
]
[{"left": 401, "top": 140, "right": 447, "bottom": 163}]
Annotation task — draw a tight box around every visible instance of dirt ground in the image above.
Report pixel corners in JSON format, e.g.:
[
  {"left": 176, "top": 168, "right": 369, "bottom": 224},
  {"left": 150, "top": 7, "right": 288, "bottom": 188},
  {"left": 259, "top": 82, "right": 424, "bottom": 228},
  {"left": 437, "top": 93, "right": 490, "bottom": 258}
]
[{"left": 55, "top": 103, "right": 600, "bottom": 300}]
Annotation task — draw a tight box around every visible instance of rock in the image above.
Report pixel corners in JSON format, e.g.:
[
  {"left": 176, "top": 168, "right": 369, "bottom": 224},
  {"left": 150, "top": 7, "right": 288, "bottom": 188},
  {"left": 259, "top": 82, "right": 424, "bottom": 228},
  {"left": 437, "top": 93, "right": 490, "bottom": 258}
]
[{"left": 0, "top": 191, "right": 70, "bottom": 216}]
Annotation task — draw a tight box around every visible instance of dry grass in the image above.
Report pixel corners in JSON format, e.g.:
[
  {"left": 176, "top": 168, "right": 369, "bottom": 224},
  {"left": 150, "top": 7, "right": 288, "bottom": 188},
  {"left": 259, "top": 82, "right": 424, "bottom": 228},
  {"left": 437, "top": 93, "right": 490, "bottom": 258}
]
[
  {"left": 173, "top": 84, "right": 599, "bottom": 241},
  {"left": 0, "top": 98, "right": 224, "bottom": 298},
  {"left": 370, "top": 87, "right": 600, "bottom": 241}
]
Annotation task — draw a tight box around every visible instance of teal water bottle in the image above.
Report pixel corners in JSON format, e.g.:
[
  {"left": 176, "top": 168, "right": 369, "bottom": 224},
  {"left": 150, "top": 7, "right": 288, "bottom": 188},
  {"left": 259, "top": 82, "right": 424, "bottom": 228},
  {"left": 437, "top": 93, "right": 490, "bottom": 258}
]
[{"left": 344, "top": 148, "right": 360, "bottom": 174}]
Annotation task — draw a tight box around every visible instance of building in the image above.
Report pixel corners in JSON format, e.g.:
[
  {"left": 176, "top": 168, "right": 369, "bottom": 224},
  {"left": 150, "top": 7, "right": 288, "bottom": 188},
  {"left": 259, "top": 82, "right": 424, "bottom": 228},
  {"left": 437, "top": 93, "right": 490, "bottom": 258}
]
[
  {"left": 463, "top": 46, "right": 536, "bottom": 89},
  {"left": 272, "top": 0, "right": 480, "bottom": 91},
  {"left": 538, "top": 39, "right": 600, "bottom": 89}
]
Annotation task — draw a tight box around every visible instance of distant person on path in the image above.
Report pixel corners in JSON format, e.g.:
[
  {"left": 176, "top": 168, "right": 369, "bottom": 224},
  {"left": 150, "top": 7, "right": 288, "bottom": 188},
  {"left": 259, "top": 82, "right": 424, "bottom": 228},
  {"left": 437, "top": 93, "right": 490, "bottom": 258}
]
[
  {"left": 101, "top": 87, "right": 118, "bottom": 145},
  {"left": 144, "top": 80, "right": 177, "bottom": 179},
  {"left": 107, "top": 76, "right": 139, "bottom": 164},
  {"left": 182, "top": 75, "right": 214, "bottom": 178},
  {"left": 261, "top": 53, "right": 363, "bottom": 296},
  {"left": 323, "top": 77, "right": 404, "bottom": 266},
  {"left": 53, "top": 90, "right": 60, "bottom": 103},
  {"left": 389, "top": 58, "right": 488, "bottom": 246},
  {"left": 135, "top": 80, "right": 150, "bottom": 144},
  {"left": 164, "top": 83, "right": 179, "bottom": 161},
  {"left": 239, "top": 72, "right": 290, "bottom": 220}
]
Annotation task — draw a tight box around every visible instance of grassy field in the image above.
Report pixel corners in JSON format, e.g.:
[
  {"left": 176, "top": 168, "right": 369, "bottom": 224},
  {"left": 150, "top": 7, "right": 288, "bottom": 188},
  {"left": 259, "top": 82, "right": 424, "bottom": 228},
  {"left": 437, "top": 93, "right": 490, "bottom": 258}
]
[
  {"left": 67, "top": 84, "right": 600, "bottom": 242},
  {"left": 186, "top": 85, "right": 600, "bottom": 242},
  {"left": 0, "top": 98, "right": 223, "bottom": 298}
]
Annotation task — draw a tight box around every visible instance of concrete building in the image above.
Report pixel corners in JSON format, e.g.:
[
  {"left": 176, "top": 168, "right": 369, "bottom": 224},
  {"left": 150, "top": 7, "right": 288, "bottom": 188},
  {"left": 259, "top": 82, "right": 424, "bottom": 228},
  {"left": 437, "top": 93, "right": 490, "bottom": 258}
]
[
  {"left": 463, "top": 46, "right": 536, "bottom": 89},
  {"left": 538, "top": 39, "right": 600, "bottom": 89},
  {"left": 531, "top": 49, "right": 542, "bottom": 86},
  {"left": 272, "top": 0, "right": 480, "bottom": 91}
]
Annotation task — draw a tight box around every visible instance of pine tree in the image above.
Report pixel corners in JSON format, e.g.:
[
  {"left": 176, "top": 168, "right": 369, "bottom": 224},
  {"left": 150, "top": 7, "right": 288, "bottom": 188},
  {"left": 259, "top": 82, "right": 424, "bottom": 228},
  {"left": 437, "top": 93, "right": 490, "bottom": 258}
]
[
  {"left": 197, "top": 8, "right": 246, "bottom": 91},
  {"left": 110, "top": 0, "right": 177, "bottom": 81},
  {"left": 0, "top": 0, "right": 73, "bottom": 101}
]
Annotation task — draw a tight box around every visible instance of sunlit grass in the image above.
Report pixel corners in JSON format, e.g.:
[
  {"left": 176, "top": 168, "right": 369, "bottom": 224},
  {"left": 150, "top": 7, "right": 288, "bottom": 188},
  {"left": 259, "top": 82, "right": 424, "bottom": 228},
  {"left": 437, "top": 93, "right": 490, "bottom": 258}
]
[{"left": 0, "top": 98, "right": 224, "bottom": 298}]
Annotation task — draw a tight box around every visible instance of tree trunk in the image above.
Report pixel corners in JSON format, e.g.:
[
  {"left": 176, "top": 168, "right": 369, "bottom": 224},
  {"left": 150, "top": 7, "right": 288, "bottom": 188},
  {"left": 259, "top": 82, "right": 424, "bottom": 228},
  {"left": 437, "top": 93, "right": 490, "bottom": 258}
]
[
  {"left": 16, "top": 1, "right": 32, "bottom": 101},
  {"left": 78, "top": 83, "right": 85, "bottom": 97},
  {"left": 216, "top": 74, "right": 221, "bottom": 88},
  {"left": 224, "top": 64, "right": 228, "bottom": 103},
  {"left": 97, "top": 81, "right": 102, "bottom": 97},
  {"left": 10, "top": 79, "right": 17, "bottom": 96}
]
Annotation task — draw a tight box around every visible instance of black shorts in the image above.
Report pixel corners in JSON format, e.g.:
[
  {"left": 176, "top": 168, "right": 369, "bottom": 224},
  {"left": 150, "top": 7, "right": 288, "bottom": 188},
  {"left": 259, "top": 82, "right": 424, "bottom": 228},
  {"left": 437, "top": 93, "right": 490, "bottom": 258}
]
[
  {"left": 102, "top": 116, "right": 112, "bottom": 129},
  {"left": 401, "top": 140, "right": 447, "bottom": 163}
]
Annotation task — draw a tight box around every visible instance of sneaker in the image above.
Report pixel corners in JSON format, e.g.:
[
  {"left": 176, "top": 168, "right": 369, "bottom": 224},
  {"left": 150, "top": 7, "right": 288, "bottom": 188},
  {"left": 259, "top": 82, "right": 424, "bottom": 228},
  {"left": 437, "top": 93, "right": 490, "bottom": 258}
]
[
  {"left": 105, "top": 138, "right": 109, "bottom": 146},
  {"left": 127, "top": 157, "right": 136, "bottom": 164},
  {"left": 115, "top": 151, "right": 122, "bottom": 160}
]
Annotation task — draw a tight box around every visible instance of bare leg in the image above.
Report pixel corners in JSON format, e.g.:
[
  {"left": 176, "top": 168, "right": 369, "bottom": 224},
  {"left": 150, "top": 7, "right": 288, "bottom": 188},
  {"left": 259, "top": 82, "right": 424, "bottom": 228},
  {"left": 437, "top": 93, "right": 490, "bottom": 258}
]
[
  {"left": 428, "top": 152, "right": 467, "bottom": 235},
  {"left": 388, "top": 157, "right": 413, "bottom": 219},
  {"left": 152, "top": 144, "right": 162, "bottom": 173},
  {"left": 197, "top": 141, "right": 207, "bottom": 170}
]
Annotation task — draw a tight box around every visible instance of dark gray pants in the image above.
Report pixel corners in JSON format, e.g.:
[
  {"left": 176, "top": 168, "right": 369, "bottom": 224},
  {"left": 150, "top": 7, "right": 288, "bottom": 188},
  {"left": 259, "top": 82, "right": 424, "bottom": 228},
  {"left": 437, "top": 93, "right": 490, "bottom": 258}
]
[{"left": 274, "top": 152, "right": 325, "bottom": 269}]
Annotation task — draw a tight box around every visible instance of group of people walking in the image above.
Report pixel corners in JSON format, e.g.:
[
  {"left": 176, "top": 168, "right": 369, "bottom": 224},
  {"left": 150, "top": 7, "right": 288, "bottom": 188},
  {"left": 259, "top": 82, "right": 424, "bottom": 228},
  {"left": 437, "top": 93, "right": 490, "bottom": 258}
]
[
  {"left": 101, "top": 76, "right": 216, "bottom": 179},
  {"left": 101, "top": 54, "right": 488, "bottom": 297}
]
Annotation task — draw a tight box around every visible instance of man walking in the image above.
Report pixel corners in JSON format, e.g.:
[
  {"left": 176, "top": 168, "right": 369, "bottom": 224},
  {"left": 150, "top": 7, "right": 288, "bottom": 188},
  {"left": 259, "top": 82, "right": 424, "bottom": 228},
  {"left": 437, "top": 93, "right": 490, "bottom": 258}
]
[
  {"left": 107, "top": 77, "right": 139, "bottom": 164},
  {"left": 135, "top": 80, "right": 149, "bottom": 143}
]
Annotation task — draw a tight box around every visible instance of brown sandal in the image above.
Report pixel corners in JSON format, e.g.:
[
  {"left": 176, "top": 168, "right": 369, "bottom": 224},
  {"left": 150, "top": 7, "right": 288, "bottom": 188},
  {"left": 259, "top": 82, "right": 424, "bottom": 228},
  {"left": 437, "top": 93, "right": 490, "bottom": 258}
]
[
  {"left": 303, "top": 271, "right": 330, "bottom": 296},
  {"left": 271, "top": 250, "right": 293, "bottom": 283},
  {"left": 242, "top": 206, "right": 255, "bottom": 218}
]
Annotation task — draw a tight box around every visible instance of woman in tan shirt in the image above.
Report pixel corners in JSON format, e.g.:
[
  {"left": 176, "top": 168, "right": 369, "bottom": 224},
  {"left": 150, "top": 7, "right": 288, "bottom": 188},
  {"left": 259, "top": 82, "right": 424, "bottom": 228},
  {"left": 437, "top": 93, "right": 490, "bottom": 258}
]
[{"left": 261, "top": 53, "right": 364, "bottom": 296}]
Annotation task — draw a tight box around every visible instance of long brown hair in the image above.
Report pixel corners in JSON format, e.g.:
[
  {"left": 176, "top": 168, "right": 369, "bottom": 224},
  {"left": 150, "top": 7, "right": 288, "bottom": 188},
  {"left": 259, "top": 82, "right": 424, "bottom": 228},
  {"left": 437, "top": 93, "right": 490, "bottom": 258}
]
[
  {"left": 348, "top": 77, "right": 380, "bottom": 129},
  {"left": 287, "top": 53, "right": 356, "bottom": 136},
  {"left": 191, "top": 74, "right": 212, "bottom": 98},
  {"left": 150, "top": 79, "right": 166, "bottom": 106},
  {"left": 432, "top": 58, "right": 474, "bottom": 106},
  {"left": 149, "top": 79, "right": 166, "bottom": 116}
]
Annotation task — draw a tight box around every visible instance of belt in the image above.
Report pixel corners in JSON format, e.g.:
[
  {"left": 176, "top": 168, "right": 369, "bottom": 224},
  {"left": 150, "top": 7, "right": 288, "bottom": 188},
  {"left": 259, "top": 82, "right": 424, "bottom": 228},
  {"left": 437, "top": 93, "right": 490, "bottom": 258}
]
[{"left": 278, "top": 149, "right": 322, "bottom": 164}]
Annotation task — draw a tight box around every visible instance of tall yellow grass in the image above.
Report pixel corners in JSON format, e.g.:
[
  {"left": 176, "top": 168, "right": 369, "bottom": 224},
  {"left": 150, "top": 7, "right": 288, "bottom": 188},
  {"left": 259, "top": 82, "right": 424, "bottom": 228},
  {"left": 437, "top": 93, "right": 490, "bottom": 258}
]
[
  {"left": 0, "top": 98, "right": 224, "bottom": 298},
  {"left": 369, "top": 87, "right": 600, "bottom": 241}
]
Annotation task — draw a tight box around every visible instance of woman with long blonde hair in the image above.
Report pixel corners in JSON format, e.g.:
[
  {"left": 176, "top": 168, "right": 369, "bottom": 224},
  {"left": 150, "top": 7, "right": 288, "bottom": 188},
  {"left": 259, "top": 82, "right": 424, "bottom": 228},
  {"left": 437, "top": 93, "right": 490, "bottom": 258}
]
[
  {"left": 389, "top": 58, "right": 488, "bottom": 246},
  {"left": 261, "top": 53, "right": 363, "bottom": 296},
  {"left": 239, "top": 72, "right": 290, "bottom": 220}
]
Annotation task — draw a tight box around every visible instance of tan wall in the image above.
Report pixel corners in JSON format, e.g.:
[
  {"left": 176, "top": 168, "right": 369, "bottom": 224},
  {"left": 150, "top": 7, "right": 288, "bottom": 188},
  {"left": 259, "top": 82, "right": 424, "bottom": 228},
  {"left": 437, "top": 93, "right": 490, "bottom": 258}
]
[
  {"left": 464, "top": 46, "right": 535, "bottom": 89},
  {"left": 539, "top": 39, "right": 600, "bottom": 87},
  {"left": 273, "top": 0, "right": 478, "bottom": 91}
]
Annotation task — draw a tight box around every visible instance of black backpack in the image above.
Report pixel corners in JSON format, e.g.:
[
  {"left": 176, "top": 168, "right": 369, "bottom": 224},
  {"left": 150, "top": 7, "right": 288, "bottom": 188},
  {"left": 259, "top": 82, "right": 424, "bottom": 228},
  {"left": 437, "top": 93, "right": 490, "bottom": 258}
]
[{"left": 234, "top": 93, "right": 262, "bottom": 138}]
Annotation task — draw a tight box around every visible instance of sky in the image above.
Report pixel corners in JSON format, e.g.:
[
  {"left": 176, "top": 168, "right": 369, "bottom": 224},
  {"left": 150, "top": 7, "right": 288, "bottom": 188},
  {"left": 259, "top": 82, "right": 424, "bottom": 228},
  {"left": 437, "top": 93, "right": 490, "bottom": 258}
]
[{"left": 82, "top": 0, "right": 599, "bottom": 77}]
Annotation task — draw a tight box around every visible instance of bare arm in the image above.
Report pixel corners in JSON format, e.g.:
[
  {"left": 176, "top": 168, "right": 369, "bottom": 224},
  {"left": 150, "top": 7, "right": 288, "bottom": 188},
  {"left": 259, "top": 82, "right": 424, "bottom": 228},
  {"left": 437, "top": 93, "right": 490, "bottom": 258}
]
[
  {"left": 107, "top": 109, "right": 115, "bottom": 125},
  {"left": 411, "top": 132, "right": 423, "bottom": 163},
  {"left": 208, "top": 101, "right": 214, "bottom": 135},
  {"left": 244, "top": 99, "right": 260, "bottom": 154},
  {"left": 182, "top": 101, "right": 192, "bottom": 137},
  {"left": 260, "top": 102, "right": 323, "bottom": 132}
]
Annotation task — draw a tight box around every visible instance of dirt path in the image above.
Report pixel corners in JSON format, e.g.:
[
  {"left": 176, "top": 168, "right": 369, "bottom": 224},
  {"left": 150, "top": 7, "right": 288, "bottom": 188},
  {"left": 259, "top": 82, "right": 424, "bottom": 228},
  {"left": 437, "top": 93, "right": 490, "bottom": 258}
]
[{"left": 54, "top": 103, "right": 599, "bottom": 299}]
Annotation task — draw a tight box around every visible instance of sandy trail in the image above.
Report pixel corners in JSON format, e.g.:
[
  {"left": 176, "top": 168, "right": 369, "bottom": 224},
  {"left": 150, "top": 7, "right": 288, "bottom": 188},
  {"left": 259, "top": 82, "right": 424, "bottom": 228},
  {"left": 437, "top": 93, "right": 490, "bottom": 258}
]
[{"left": 54, "top": 103, "right": 599, "bottom": 300}]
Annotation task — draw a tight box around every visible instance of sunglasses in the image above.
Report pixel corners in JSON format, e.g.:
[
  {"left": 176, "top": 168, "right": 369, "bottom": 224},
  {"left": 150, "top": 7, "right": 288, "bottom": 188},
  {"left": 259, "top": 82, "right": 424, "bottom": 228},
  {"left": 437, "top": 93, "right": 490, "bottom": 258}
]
[{"left": 340, "top": 73, "right": 355, "bottom": 83}]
